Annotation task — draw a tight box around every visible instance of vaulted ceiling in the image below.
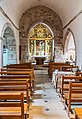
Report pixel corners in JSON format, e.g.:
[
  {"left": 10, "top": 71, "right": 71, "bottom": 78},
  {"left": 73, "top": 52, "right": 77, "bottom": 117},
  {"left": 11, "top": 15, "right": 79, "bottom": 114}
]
[{"left": 0, "top": 0, "right": 82, "bottom": 27}]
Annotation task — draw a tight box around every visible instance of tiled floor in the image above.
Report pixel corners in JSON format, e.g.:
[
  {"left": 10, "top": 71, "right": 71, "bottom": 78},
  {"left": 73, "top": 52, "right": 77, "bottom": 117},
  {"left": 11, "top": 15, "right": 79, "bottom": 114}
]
[{"left": 28, "top": 69, "right": 69, "bottom": 119}]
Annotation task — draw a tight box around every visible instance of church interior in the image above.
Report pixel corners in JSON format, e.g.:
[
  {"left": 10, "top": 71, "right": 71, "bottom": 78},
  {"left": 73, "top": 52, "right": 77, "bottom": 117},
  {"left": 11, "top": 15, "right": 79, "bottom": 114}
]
[{"left": 0, "top": 0, "right": 82, "bottom": 119}]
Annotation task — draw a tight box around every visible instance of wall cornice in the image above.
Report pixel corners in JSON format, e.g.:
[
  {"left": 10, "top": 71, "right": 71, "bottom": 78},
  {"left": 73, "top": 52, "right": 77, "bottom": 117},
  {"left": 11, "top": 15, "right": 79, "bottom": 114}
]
[
  {"left": 0, "top": 6, "right": 19, "bottom": 30},
  {"left": 63, "top": 10, "right": 82, "bottom": 29}
]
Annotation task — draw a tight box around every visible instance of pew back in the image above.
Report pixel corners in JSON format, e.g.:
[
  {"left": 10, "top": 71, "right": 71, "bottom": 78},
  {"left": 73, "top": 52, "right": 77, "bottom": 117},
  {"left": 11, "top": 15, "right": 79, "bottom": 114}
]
[
  {"left": 0, "top": 80, "right": 29, "bottom": 103},
  {"left": 0, "top": 92, "right": 25, "bottom": 119},
  {"left": 68, "top": 82, "right": 82, "bottom": 112},
  {"left": 61, "top": 76, "right": 82, "bottom": 98}
]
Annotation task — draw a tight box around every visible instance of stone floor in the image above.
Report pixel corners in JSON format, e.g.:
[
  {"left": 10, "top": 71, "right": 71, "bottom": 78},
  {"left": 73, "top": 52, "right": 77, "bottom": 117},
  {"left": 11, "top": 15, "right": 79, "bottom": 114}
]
[{"left": 28, "top": 70, "right": 69, "bottom": 119}]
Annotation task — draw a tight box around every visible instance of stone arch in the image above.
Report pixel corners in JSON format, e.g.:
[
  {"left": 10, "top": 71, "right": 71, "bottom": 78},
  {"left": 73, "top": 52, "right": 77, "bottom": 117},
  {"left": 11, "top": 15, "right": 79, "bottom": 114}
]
[
  {"left": 64, "top": 28, "right": 76, "bottom": 64},
  {"left": 19, "top": 5, "right": 63, "bottom": 62},
  {"left": 27, "top": 22, "right": 54, "bottom": 38},
  {"left": 27, "top": 22, "right": 54, "bottom": 62},
  {"left": 1, "top": 22, "right": 17, "bottom": 66},
  {"left": 1, "top": 23, "right": 13, "bottom": 35}
]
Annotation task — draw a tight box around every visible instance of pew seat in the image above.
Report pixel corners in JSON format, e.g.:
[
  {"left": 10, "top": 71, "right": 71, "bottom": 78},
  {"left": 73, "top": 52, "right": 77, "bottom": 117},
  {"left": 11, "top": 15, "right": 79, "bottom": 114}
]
[
  {"left": 66, "top": 82, "right": 82, "bottom": 115},
  {"left": 0, "top": 93, "right": 28, "bottom": 119},
  {"left": 0, "top": 75, "right": 32, "bottom": 98},
  {"left": 74, "top": 108, "right": 82, "bottom": 119},
  {"left": 0, "top": 80, "right": 29, "bottom": 104}
]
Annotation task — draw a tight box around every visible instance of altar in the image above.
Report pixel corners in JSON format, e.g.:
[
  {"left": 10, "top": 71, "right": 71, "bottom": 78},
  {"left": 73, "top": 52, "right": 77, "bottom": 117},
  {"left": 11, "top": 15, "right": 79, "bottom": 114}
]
[{"left": 35, "top": 56, "right": 46, "bottom": 65}]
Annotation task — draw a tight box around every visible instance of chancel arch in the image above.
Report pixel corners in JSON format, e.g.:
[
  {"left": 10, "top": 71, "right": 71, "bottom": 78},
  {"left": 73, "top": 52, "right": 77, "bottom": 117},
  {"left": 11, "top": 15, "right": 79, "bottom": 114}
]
[
  {"left": 28, "top": 23, "right": 54, "bottom": 63},
  {"left": 64, "top": 28, "right": 76, "bottom": 65},
  {"left": 1, "top": 23, "right": 17, "bottom": 66},
  {"left": 19, "top": 5, "right": 63, "bottom": 63}
]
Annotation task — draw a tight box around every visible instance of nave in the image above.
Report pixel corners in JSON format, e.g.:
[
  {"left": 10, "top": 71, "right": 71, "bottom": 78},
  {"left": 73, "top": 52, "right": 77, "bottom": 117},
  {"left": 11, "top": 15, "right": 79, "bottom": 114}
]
[{"left": 28, "top": 69, "right": 69, "bottom": 119}]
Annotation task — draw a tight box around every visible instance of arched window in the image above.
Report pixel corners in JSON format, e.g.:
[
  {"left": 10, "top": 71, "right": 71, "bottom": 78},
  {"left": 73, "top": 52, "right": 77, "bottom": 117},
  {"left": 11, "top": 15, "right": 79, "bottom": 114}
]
[
  {"left": 2, "top": 26, "right": 17, "bottom": 66},
  {"left": 64, "top": 29, "right": 76, "bottom": 65}
]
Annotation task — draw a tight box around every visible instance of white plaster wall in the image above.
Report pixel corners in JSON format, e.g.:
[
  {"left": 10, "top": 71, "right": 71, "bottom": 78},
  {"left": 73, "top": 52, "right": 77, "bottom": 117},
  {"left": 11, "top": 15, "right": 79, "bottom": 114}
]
[
  {"left": 63, "top": 14, "right": 82, "bottom": 69},
  {"left": 67, "top": 35, "right": 75, "bottom": 50},
  {"left": 0, "top": 12, "right": 19, "bottom": 68},
  {"left": 13, "top": 28, "right": 19, "bottom": 64},
  {"left": 0, "top": 0, "right": 20, "bottom": 27},
  {"left": 1, "top": 0, "right": 82, "bottom": 27}
]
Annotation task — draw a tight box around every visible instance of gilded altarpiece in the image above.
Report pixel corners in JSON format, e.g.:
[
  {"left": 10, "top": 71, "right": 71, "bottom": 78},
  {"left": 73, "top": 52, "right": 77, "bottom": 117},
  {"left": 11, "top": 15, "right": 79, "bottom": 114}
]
[{"left": 28, "top": 24, "right": 53, "bottom": 62}]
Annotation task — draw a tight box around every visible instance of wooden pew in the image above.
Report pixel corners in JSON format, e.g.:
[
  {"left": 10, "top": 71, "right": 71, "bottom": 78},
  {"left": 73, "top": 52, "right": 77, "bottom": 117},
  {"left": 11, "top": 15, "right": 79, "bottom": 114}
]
[
  {"left": 61, "top": 82, "right": 82, "bottom": 116},
  {"left": 2, "top": 63, "right": 34, "bottom": 74},
  {"left": 61, "top": 65, "right": 78, "bottom": 72},
  {"left": 0, "top": 79, "right": 29, "bottom": 103},
  {"left": 2, "top": 62, "right": 34, "bottom": 79},
  {"left": 76, "top": 71, "right": 82, "bottom": 76},
  {"left": 0, "top": 71, "right": 33, "bottom": 90},
  {"left": 67, "top": 82, "right": 82, "bottom": 115},
  {"left": 0, "top": 75, "right": 32, "bottom": 99},
  {"left": 59, "top": 76, "right": 82, "bottom": 114},
  {"left": 1, "top": 68, "right": 34, "bottom": 89},
  {"left": 1, "top": 67, "right": 34, "bottom": 80},
  {"left": 0, "top": 92, "right": 28, "bottom": 119},
  {"left": 48, "top": 61, "right": 78, "bottom": 78},
  {"left": 74, "top": 108, "right": 82, "bottom": 119},
  {"left": 61, "top": 76, "right": 82, "bottom": 98},
  {"left": 48, "top": 62, "right": 69, "bottom": 77},
  {"left": 54, "top": 71, "right": 75, "bottom": 92},
  {"left": 6, "top": 62, "right": 33, "bottom": 68}
]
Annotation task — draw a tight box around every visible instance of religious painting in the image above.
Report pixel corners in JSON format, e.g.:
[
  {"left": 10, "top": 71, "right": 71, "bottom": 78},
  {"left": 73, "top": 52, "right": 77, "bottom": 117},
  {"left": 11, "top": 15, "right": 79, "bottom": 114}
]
[{"left": 36, "top": 40, "right": 44, "bottom": 51}]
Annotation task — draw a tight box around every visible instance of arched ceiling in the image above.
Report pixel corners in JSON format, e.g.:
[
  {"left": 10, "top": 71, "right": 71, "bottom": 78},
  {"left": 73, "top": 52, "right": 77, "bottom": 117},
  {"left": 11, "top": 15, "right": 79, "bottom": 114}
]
[{"left": 0, "top": 0, "right": 82, "bottom": 27}]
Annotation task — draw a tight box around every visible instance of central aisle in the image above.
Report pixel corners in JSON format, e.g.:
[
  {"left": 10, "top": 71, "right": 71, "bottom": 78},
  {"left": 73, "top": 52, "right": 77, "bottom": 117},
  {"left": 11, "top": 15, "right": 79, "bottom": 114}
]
[{"left": 28, "top": 69, "right": 69, "bottom": 119}]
